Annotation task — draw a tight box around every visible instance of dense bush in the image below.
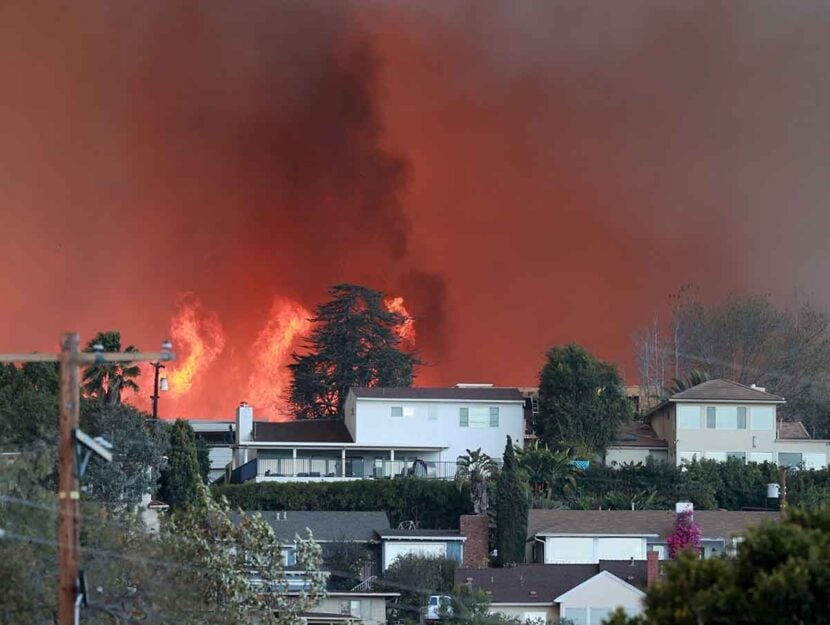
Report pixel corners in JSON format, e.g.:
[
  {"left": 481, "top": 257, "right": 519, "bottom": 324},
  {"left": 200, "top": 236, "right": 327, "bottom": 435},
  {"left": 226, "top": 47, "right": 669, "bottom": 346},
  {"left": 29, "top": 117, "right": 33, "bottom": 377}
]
[
  {"left": 213, "top": 478, "right": 473, "bottom": 528},
  {"left": 549, "top": 458, "right": 828, "bottom": 511}
]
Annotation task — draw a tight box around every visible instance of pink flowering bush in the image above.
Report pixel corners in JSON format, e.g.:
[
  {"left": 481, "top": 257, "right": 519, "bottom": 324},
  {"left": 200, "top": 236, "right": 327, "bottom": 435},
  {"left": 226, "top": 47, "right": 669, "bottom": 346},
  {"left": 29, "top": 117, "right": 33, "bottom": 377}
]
[{"left": 667, "top": 510, "right": 702, "bottom": 559}]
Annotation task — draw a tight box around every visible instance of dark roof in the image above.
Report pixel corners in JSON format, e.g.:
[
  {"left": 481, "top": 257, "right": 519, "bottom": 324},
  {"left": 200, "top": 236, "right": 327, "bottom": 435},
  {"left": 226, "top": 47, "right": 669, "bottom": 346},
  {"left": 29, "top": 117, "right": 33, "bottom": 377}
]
[
  {"left": 253, "top": 419, "right": 353, "bottom": 443},
  {"left": 598, "top": 560, "right": 649, "bottom": 589},
  {"left": 455, "top": 565, "right": 598, "bottom": 604},
  {"left": 529, "top": 510, "right": 779, "bottom": 541},
  {"left": 378, "top": 529, "right": 463, "bottom": 539},
  {"left": 238, "top": 511, "right": 389, "bottom": 542},
  {"left": 350, "top": 387, "right": 525, "bottom": 402},
  {"left": 610, "top": 422, "right": 668, "bottom": 448},
  {"left": 777, "top": 421, "right": 811, "bottom": 440},
  {"left": 670, "top": 379, "right": 784, "bottom": 403}
]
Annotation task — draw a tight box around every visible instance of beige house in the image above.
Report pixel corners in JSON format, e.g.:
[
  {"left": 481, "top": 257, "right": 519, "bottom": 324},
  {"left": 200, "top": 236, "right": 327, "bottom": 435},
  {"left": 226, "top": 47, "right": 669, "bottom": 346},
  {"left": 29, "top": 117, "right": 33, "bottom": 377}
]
[{"left": 605, "top": 379, "right": 830, "bottom": 469}]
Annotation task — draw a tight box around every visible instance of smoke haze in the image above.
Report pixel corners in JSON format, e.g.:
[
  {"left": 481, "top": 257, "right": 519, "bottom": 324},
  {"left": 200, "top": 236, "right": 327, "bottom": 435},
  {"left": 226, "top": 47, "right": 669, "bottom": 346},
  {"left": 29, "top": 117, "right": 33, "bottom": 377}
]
[{"left": 1, "top": 2, "right": 829, "bottom": 418}]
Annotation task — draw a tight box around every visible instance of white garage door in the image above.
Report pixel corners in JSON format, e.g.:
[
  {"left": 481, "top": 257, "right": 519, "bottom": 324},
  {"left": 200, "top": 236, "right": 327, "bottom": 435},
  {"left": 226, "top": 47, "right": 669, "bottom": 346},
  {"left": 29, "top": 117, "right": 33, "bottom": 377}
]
[{"left": 384, "top": 542, "right": 446, "bottom": 569}]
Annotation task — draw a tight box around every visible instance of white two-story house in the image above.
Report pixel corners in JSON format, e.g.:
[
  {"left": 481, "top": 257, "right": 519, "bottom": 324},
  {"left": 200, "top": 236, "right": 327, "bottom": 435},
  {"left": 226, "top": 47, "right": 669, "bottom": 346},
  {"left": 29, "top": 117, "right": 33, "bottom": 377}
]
[
  {"left": 227, "top": 385, "right": 525, "bottom": 483},
  {"left": 606, "top": 379, "right": 829, "bottom": 469}
]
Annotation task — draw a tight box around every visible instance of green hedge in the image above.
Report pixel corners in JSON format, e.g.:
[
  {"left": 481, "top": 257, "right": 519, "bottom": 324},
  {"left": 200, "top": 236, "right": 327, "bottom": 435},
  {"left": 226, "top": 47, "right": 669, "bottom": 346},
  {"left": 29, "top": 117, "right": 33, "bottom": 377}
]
[
  {"left": 213, "top": 478, "right": 473, "bottom": 529},
  {"left": 555, "top": 459, "right": 830, "bottom": 511}
]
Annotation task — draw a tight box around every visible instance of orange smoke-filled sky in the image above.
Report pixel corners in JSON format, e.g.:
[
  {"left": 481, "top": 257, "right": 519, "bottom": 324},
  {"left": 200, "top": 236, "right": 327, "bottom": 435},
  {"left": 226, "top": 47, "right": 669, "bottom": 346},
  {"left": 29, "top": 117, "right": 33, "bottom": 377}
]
[{"left": 2, "top": 2, "right": 830, "bottom": 419}]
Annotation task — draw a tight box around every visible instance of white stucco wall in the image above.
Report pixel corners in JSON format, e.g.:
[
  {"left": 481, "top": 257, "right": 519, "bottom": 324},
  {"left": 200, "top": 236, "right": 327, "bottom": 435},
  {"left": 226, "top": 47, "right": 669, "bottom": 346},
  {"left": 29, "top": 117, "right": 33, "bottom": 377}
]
[
  {"left": 543, "top": 536, "right": 648, "bottom": 564},
  {"left": 351, "top": 397, "right": 525, "bottom": 461},
  {"left": 557, "top": 573, "right": 644, "bottom": 624},
  {"left": 490, "top": 604, "right": 559, "bottom": 623}
]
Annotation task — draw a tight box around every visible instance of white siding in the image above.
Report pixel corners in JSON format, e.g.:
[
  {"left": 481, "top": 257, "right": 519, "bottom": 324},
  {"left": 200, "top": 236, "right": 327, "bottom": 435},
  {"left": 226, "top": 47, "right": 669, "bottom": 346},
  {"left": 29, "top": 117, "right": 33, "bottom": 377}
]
[
  {"left": 597, "top": 538, "right": 644, "bottom": 561},
  {"left": 383, "top": 541, "right": 446, "bottom": 570},
  {"left": 352, "top": 398, "right": 525, "bottom": 461},
  {"left": 545, "top": 537, "right": 646, "bottom": 564}
]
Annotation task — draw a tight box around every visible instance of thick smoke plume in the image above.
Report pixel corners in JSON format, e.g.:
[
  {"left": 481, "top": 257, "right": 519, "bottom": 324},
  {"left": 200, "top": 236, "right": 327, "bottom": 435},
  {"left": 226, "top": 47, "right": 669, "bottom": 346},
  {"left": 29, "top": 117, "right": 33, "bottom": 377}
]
[{"left": 2, "top": 2, "right": 830, "bottom": 418}]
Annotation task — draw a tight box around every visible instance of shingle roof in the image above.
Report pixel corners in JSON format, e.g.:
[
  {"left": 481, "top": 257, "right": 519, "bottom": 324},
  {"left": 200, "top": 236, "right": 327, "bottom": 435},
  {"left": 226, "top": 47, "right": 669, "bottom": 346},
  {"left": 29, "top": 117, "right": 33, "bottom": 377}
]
[
  {"left": 455, "top": 565, "right": 598, "bottom": 604},
  {"left": 350, "top": 387, "right": 525, "bottom": 402},
  {"left": 528, "top": 510, "right": 779, "bottom": 540},
  {"left": 777, "top": 421, "right": 811, "bottom": 439},
  {"left": 237, "top": 511, "right": 389, "bottom": 542},
  {"left": 610, "top": 422, "right": 668, "bottom": 448},
  {"left": 253, "top": 419, "right": 354, "bottom": 443},
  {"left": 378, "top": 529, "right": 463, "bottom": 539},
  {"left": 670, "top": 379, "right": 784, "bottom": 403}
]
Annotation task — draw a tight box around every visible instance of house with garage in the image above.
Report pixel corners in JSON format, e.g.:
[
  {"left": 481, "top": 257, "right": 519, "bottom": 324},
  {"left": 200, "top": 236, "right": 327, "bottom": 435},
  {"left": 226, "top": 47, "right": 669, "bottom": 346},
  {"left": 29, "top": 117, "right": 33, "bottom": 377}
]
[
  {"left": 527, "top": 505, "right": 778, "bottom": 562},
  {"left": 455, "top": 562, "right": 650, "bottom": 625},
  {"left": 604, "top": 379, "right": 830, "bottom": 469},
  {"left": 227, "top": 385, "right": 525, "bottom": 483}
]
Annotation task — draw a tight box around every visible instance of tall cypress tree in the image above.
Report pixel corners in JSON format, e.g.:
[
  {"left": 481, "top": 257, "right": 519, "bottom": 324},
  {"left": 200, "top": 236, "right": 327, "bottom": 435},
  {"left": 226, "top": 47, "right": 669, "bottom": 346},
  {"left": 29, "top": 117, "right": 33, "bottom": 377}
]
[
  {"left": 158, "top": 420, "right": 202, "bottom": 510},
  {"left": 495, "top": 436, "right": 529, "bottom": 565}
]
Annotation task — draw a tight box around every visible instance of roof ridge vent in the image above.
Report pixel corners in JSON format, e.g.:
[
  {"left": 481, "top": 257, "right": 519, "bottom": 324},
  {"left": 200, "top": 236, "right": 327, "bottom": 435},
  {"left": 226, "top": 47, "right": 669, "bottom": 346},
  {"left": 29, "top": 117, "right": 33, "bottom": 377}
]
[
  {"left": 455, "top": 383, "right": 495, "bottom": 388},
  {"left": 750, "top": 383, "right": 767, "bottom": 392}
]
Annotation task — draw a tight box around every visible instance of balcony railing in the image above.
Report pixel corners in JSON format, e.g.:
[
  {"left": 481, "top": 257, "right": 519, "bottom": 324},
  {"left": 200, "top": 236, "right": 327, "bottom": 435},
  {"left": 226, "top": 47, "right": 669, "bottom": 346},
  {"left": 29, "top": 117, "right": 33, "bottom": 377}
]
[{"left": 256, "top": 458, "right": 464, "bottom": 480}]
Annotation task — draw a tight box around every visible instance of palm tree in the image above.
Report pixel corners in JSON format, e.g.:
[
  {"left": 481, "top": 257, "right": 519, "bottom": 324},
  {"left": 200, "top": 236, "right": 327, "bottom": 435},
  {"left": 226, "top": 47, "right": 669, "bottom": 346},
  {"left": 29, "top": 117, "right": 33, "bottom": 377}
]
[
  {"left": 82, "top": 331, "right": 141, "bottom": 405},
  {"left": 456, "top": 448, "right": 498, "bottom": 514},
  {"left": 669, "top": 369, "right": 710, "bottom": 394},
  {"left": 516, "top": 443, "right": 578, "bottom": 499}
]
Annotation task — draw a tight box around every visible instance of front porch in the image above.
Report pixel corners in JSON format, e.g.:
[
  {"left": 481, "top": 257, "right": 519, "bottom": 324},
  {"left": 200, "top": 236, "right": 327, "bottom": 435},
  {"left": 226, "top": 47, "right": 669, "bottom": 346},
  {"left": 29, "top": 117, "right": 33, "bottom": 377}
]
[{"left": 230, "top": 448, "right": 461, "bottom": 483}]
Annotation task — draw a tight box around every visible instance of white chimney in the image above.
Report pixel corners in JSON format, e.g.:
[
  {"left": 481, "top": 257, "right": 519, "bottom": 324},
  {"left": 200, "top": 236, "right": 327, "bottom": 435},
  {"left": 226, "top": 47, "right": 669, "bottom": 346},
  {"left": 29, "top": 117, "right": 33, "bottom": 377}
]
[
  {"left": 675, "top": 501, "right": 694, "bottom": 515},
  {"left": 236, "top": 402, "right": 254, "bottom": 444},
  {"left": 750, "top": 383, "right": 766, "bottom": 392}
]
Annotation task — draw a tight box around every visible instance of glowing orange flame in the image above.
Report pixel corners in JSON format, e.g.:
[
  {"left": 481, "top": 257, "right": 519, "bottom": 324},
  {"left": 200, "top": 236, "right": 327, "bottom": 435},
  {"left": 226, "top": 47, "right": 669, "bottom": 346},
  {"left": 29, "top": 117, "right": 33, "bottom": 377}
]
[
  {"left": 246, "top": 298, "right": 312, "bottom": 419},
  {"left": 166, "top": 293, "right": 225, "bottom": 397},
  {"left": 385, "top": 296, "right": 416, "bottom": 346}
]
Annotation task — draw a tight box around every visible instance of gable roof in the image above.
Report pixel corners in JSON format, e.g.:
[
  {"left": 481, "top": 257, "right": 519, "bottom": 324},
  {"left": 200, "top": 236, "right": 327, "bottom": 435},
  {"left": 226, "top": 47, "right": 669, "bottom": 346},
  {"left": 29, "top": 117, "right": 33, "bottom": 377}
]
[
  {"left": 350, "top": 387, "right": 525, "bottom": 402},
  {"left": 609, "top": 422, "right": 668, "bottom": 448},
  {"left": 253, "top": 419, "right": 354, "bottom": 443},
  {"left": 529, "top": 509, "right": 778, "bottom": 541},
  {"left": 554, "top": 570, "right": 645, "bottom": 603},
  {"left": 669, "top": 379, "right": 784, "bottom": 403},
  {"left": 239, "top": 511, "right": 389, "bottom": 542},
  {"left": 455, "top": 564, "right": 598, "bottom": 604},
  {"left": 777, "top": 421, "right": 811, "bottom": 440}
]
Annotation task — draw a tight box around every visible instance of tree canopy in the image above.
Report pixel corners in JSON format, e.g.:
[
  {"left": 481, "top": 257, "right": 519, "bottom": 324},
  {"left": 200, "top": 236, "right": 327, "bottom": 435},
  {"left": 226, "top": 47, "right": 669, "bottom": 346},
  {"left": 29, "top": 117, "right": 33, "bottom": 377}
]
[
  {"left": 158, "top": 419, "right": 203, "bottom": 509},
  {"left": 536, "top": 343, "right": 633, "bottom": 452},
  {"left": 607, "top": 505, "right": 830, "bottom": 625},
  {"left": 289, "top": 284, "right": 419, "bottom": 419},
  {"left": 635, "top": 289, "right": 830, "bottom": 436}
]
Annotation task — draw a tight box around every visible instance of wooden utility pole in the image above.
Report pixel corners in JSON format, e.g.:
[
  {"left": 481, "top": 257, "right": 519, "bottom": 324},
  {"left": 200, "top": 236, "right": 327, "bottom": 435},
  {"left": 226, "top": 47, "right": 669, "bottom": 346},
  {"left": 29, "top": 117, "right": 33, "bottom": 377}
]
[
  {"left": 0, "top": 334, "right": 174, "bottom": 625},
  {"left": 58, "top": 332, "right": 81, "bottom": 625}
]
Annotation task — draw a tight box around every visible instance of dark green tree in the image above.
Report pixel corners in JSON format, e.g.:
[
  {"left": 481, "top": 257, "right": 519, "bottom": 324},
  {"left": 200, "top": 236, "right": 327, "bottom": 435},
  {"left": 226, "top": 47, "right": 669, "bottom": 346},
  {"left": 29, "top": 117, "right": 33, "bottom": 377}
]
[
  {"left": 82, "top": 330, "right": 141, "bottom": 405},
  {"left": 378, "top": 554, "right": 456, "bottom": 620},
  {"left": 289, "top": 284, "right": 420, "bottom": 419},
  {"left": 536, "top": 343, "right": 633, "bottom": 452},
  {"left": 195, "top": 436, "right": 211, "bottom": 484},
  {"left": 0, "top": 362, "right": 60, "bottom": 447},
  {"left": 158, "top": 420, "right": 202, "bottom": 509},
  {"left": 80, "top": 403, "right": 168, "bottom": 505},
  {"left": 495, "top": 436, "right": 528, "bottom": 565},
  {"left": 606, "top": 505, "right": 830, "bottom": 625}
]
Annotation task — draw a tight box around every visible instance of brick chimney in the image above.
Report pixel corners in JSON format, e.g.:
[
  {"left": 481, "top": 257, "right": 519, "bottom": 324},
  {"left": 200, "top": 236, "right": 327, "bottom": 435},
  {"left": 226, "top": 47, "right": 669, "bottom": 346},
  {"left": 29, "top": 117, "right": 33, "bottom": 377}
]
[
  {"left": 646, "top": 550, "right": 660, "bottom": 588},
  {"left": 460, "top": 514, "right": 489, "bottom": 568}
]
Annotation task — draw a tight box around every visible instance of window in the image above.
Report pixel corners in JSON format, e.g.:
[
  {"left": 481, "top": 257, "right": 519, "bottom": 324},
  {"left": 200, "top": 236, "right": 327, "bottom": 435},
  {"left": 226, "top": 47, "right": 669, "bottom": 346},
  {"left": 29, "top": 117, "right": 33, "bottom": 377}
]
[
  {"left": 564, "top": 608, "right": 587, "bottom": 625},
  {"left": 428, "top": 405, "right": 438, "bottom": 421},
  {"left": 750, "top": 452, "right": 774, "bottom": 464},
  {"left": 704, "top": 451, "right": 727, "bottom": 462},
  {"left": 804, "top": 453, "right": 827, "bottom": 470},
  {"left": 391, "top": 406, "right": 403, "bottom": 417},
  {"left": 727, "top": 451, "right": 746, "bottom": 463},
  {"left": 716, "top": 406, "right": 738, "bottom": 429},
  {"left": 349, "top": 600, "right": 361, "bottom": 618},
  {"left": 282, "top": 548, "right": 297, "bottom": 567},
  {"left": 778, "top": 452, "right": 802, "bottom": 468},
  {"left": 590, "top": 609, "right": 613, "bottom": 625},
  {"left": 392, "top": 406, "right": 414, "bottom": 417},
  {"left": 677, "top": 405, "right": 701, "bottom": 429},
  {"left": 752, "top": 406, "right": 775, "bottom": 430},
  {"left": 737, "top": 407, "right": 747, "bottom": 429},
  {"left": 706, "top": 407, "right": 716, "bottom": 429},
  {"left": 460, "top": 406, "right": 498, "bottom": 428}
]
